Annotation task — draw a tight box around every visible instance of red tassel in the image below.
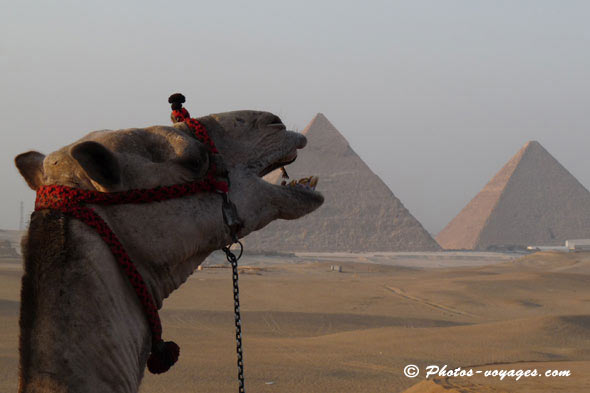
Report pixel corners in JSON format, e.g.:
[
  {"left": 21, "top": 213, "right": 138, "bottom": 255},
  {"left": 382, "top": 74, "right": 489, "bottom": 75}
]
[{"left": 147, "top": 340, "right": 180, "bottom": 374}]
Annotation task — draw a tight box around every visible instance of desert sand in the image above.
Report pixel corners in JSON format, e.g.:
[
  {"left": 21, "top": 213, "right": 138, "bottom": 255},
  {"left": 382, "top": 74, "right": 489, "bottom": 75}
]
[{"left": 1, "top": 250, "right": 589, "bottom": 392}]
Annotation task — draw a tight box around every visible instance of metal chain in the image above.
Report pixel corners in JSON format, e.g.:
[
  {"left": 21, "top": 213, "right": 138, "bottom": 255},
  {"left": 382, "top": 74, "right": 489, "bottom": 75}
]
[{"left": 222, "top": 240, "right": 245, "bottom": 393}]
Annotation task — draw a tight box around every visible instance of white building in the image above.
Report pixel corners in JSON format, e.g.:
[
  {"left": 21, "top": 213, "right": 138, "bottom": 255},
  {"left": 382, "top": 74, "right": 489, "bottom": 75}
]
[{"left": 565, "top": 239, "right": 590, "bottom": 251}]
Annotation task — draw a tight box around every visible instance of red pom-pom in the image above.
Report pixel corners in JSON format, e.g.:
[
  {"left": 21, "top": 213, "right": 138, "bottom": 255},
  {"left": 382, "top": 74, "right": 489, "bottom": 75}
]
[{"left": 147, "top": 340, "right": 180, "bottom": 374}]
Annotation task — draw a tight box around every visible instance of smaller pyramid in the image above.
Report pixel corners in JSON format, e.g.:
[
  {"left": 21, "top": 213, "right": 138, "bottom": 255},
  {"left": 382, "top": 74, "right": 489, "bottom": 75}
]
[
  {"left": 437, "top": 141, "right": 590, "bottom": 250},
  {"left": 244, "top": 114, "right": 440, "bottom": 252}
]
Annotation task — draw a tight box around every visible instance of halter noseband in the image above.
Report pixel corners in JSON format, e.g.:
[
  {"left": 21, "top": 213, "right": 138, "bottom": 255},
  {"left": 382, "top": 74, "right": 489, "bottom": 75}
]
[{"left": 34, "top": 115, "right": 231, "bottom": 374}]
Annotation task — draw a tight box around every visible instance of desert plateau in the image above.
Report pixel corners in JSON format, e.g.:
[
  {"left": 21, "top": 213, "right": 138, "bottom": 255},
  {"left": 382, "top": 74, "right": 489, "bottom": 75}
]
[{"left": 1, "top": 250, "right": 589, "bottom": 392}]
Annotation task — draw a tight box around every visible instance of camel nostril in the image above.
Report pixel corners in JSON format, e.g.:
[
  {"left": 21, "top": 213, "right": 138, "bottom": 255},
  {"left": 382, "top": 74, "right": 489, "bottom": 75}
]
[{"left": 259, "top": 113, "right": 284, "bottom": 128}]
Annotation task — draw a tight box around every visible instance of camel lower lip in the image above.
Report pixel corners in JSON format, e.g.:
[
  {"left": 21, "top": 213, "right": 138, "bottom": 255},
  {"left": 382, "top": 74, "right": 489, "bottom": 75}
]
[{"left": 277, "top": 176, "right": 323, "bottom": 204}]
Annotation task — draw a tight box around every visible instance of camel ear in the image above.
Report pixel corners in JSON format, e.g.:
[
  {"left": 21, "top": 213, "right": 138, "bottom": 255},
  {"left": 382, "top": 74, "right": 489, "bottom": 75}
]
[
  {"left": 71, "top": 141, "right": 120, "bottom": 187},
  {"left": 15, "top": 151, "right": 46, "bottom": 190}
]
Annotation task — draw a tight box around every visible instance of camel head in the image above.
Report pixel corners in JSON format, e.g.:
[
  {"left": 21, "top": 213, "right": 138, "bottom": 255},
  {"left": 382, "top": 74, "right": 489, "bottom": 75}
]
[
  {"left": 16, "top": 110, "right": 323, "bottom": 239},
  {"left": 197, "top": 110, "right": 324, "bottom": 231},
  {"left": 13, "top": 111, "right": 323, "bottom": 392}
]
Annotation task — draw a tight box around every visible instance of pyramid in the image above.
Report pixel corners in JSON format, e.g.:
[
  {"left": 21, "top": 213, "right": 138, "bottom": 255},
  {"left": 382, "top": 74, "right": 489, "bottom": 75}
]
[
  {"left": 436, "top": 141, "right": 590, "bottom": 250},
  {"left": 244, "top": 113, "right": 440, "bottom": 252}
]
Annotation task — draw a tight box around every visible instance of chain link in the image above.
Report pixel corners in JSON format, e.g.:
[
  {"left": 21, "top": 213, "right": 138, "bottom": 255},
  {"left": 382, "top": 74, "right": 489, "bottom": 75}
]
[{"left": 223, "top": 240, "right": 245, "bottom": 393}]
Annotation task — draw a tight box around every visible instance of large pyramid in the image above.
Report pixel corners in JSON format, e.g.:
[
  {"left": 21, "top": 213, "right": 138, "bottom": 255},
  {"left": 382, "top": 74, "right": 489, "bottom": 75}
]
[
  {"left": 244, "top": 114, "right": 440, "bottom": 252},
  {"left": 437, "top": 141, "right": 590, "bottom": 250}
]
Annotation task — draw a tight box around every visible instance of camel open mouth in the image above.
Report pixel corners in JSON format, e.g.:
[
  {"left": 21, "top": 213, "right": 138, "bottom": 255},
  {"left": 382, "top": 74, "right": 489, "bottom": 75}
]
[
  {"left": 258, "top": 151, "right": 298, "bottom": 177},
  {"left": 280, "top": 175, "right": 319, "bottom": 191},
  {"left": 260, "top": 149, "right": 321, "bottom": 198}
]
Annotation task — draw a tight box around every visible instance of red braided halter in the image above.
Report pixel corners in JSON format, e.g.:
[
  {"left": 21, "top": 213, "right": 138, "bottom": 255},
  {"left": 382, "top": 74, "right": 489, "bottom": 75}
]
[{"left": 34, "top": 117, "right": 227, "bottom": 374}]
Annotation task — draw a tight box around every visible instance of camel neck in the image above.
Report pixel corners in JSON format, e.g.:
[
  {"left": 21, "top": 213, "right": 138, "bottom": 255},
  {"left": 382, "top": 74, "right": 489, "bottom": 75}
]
[
  {"left": 89, "top": 197, "right": 228, "bottom": 306},
  {"left": 19, "top": 212, "right": 149, "bottom": 393}
]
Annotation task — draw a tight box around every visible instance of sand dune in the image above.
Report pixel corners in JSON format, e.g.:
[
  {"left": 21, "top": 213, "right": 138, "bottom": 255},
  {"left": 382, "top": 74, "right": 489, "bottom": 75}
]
[{"left": 1, "top": 251, "right": 589, "bottom": 392}]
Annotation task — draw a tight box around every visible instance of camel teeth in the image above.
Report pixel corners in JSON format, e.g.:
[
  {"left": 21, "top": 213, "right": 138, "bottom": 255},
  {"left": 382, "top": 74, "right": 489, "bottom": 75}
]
[
  {"left": 281, "top": 176, "right": 318, "bottom": 190},
  {"left": 309, "top": 176, "right": 318, "bottom": 189}
]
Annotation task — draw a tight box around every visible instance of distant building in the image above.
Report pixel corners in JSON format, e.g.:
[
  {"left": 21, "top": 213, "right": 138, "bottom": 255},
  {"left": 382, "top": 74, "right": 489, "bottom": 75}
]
[
  {"left": 526, "top": 245, "right": 569, "bottom": 252},
  {"left": 565, "top": 239, "right": 590, "bottom": 251},
  {"left": 0, "top": 239, "right": 19, "bottom": 258}
]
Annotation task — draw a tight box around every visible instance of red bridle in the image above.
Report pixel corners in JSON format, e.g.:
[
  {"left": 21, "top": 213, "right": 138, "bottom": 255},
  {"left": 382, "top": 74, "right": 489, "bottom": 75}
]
[{"left": 34, "top": 116, "right": 227, "bottom": 374}]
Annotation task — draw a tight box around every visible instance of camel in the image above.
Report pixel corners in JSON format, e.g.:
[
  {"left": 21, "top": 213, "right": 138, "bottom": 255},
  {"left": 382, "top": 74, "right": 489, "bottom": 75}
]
[{"left": 14, "top": 110, "right": 324, "bottom": 393}]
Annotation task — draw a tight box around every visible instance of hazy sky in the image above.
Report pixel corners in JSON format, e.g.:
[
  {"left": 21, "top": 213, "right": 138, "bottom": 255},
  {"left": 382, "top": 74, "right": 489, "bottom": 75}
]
[{"left": 2, "top": 0, "right": 590, "bottom": 235}]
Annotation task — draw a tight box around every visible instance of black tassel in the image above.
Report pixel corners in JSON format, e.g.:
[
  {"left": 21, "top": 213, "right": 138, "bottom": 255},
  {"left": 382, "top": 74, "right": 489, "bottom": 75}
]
[
  {"left": 147, "top": 340, "right": 180, "bottom": 374},
  {"left": 168, "top": 93, "right": 186, "bottom": 104}
]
